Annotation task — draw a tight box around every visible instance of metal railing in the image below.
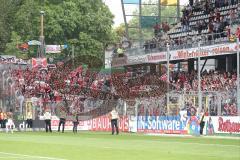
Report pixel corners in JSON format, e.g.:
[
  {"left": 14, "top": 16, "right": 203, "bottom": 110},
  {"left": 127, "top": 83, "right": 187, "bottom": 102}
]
[
  {"left": 124, "top": 31, "right": 233, "bottom": 56},
  {"left": 128, "top": 90, "right": 239, "bottom": 117}
]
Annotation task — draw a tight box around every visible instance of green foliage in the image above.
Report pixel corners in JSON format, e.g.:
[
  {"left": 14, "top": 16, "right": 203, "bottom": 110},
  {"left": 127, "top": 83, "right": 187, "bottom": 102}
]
[
  {"left": 13, "top": 0, "right": 40, "bottom": 41},
  {"left": 0, "top": 0, "right": 20, "bottom": 52},
  {"left": 111, "top": 24, "right": 126, "bottom": 43},
  {"left": 5, "top": 31, "right": 24, "bottom": 56},
  {"left": 0, "top": 0, "right": 115, "bottom": 67},
  {"left": 44, "top": 0, "right": 114, "bottom": 64}
]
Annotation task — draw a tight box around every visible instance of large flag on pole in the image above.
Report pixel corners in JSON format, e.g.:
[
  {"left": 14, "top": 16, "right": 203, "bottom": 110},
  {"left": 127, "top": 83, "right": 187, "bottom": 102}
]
[
  {"left": 161, "top": 0, "right": 178, "bottom": 5},
  {"left": 141, "top": 16, "right": 159, "bottom": 28}
]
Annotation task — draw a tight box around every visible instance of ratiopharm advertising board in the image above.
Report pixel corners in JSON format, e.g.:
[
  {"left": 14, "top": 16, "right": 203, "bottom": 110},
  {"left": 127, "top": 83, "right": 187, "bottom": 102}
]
[
  {"left": 204, "top": 116, "right": 240, "bottom": 135},
  {"left": 137, "top": 116, "right": 201, "bottom": 135}
]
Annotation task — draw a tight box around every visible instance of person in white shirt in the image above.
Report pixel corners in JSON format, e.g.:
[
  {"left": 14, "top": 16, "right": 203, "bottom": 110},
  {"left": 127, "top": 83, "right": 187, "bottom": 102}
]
[
  {"left": 109, "top": 107, "right": 119, "bottom": 135},
  {"left": 6, "top": 109, "right": 14, "bottom": 134},
  {"left": 43, "top": 109, "right": 52, "bottom": 132}
]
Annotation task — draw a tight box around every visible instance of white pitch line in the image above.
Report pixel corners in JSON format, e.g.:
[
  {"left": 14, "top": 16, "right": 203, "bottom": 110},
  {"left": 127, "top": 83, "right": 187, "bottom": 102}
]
[
  {"left": 170, "top": 141, "right": 240, "bottom": 148},
  {"left": 0, "top": 152, "right": 67, "bottom": 160},
  {"left": 102, "top": 147, "right": 112, "bottom": 149},
  {"left": 0, "top": 156, "right": 25, "bottom": 159}
]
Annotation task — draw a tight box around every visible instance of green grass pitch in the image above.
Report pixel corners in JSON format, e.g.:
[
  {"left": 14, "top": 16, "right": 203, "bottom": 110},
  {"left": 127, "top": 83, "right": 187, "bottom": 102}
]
[{"left": 0, "top": 132, "right": 239, "bottom": 160}]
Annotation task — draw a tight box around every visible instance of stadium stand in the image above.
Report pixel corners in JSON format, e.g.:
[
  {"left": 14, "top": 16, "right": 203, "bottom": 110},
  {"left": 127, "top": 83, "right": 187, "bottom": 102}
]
[
  {"left": 110, "top": 0, "right": 240, "bottom": 117},
  {"left": 142, "top": 1, "right": 240, "bottom": 53},
  {"left": 0, "top": 1, "right": 239, "bottom": 131}
]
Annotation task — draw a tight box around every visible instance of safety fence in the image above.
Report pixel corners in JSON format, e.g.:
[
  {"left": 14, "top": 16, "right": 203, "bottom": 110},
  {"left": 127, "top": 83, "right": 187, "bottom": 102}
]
[
  {"left": 0, "top": 115, "right": 239, "bottom": 136},
  {"left": 0, "top": 67, "right": 239, "bottom": 136},
  {"left": 0, "top": 74, "right": 238, "bottom": 119}
]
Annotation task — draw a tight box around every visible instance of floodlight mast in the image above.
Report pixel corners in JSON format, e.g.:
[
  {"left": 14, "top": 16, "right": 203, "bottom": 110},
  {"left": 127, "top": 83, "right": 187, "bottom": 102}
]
[
  {"left": 237, "top": 38, "right": 239, "bottom": 114},
  {"left": 38, "top": 11, "right": 45, "bottom": 58},
  {"left": 198, "top": 41, "right": 202, "bottom": 111},
  {"left": 166, "top": 43, "right": 170, "bottom": 115}
]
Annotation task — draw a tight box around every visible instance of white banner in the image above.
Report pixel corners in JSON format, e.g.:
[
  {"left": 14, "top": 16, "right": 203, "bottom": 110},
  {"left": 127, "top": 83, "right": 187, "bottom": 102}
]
[
  {"left": 204, "top": 116, "right": 240, "bottom": 135},
  {"left": 126, "top": 42, "right": 239, "bottom": 65},
  {"left": 170, "top": 43, "right": 238, "bottom": 61},
  {"left": 146, "top": 52, "right": 166, "bottom": 63},
  {"left": 127, "top": 55, "right": 147, "bottom": 64},
  {"left": 28, "top": 40, "right": 41, "bottom": 46},
  {"left": 45, "top": 45, "right": 67, "bottom": 53}
]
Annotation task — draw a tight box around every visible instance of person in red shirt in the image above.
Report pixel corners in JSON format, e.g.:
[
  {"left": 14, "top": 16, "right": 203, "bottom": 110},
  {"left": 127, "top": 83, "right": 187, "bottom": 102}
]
[
  {"left": 153, "top": 22, "right": 161, "bottom": 36},
  {"left": 204, "top": 108, "right": 209, "bottom": 116},
  {"left": 235, "top": 27, "right": 240, "bottom": 41},
  {"left": 226, "top": 26, "right": 231, "bottom": 38},
  {"left": 232, "top": 73, "right": 237, "bottom": 81}
]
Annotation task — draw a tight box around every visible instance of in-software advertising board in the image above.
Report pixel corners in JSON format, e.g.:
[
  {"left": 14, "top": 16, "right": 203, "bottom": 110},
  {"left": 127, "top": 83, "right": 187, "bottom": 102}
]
[{"left": 137, "top": 116, "right": 201, "bottom": 135}]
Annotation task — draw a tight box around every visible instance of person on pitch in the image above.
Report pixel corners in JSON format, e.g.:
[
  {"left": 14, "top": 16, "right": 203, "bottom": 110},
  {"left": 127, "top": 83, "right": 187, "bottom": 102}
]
[
  {"left": 72, "top": 113, "right": 79, "bottom": 134},
  {"left": 0, "top": 109, "right": 4, "bottom": 128},
  {"left": 58, "top": 109, "right": 67, "bottom": 133},
  {"left": 3, "top": 112, "right": 7, "bottom": 129},
  {"left": 200, "top": 109, "right": 207, "bottom": 135},
  {"left": 26, "top": 108, "right": 33, "bottom": 130},
  {"left": 6, "top": 109, "right": 14, "bottom": 133},
  {"left": 109, "top": 107, "right": 119, "bottom": 135},
  {"left": 43, "top": 108, "right": 52, "bottom": 133}
]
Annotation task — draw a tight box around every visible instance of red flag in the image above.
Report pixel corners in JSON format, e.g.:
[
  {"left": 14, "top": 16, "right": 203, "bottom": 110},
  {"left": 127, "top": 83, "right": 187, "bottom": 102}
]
[
  {"left": 160, "top": 73, "right": 167, "bottom": 81},
  {"left": 32, "top": 58, "right": 47, "bottom": 68}
]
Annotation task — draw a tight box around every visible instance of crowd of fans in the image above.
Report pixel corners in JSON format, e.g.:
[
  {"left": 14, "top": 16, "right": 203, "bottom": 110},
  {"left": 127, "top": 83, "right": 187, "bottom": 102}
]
[
  {"left": 111, "top": 73, "right": 169, "bottom": 99},
  {"left": 118, "top": 1, "right": 240, "bottom": 116},
  {"left": 142, "top": 1, "right": 240, "bottom": 53},
  {"left": 0, "top": 1, "right": 238, "bottom": 133},
  {"left": 170, "top": 70, "right": 237, "bottom": 92},
  {"left": 182, "top": 0, "right": 238, "bottom": 36},
  {"left": 168, "top": 69, "right": 237, "bottom": 116},
  {"left": 1, "top": 61, "right": 238, "bottom": 117}
]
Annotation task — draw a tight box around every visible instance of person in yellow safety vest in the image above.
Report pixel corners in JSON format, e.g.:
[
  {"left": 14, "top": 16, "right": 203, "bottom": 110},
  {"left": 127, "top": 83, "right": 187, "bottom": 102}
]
[
  {"left": 3, "top": 112, "right": 8, "bottom": 129},
  {"left": 0, "top": 109, "right": 4, "bottom": 128},
  {"left": 117, "top": 45, "right": 124, "bottom": 57},
  {"left": 26, "top": 109, "right": 33, "bottom": 129}
]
